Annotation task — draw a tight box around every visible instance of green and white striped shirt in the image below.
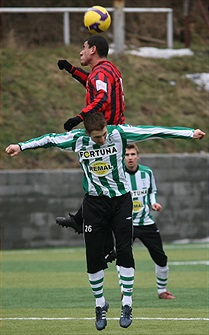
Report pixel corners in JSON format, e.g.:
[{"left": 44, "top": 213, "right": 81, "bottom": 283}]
[
  {"left": 19, "top": 124, "right": 194, "bottom": 198},
  {"left": 125, "top": 165, "right": 158, "bottom": 226}
]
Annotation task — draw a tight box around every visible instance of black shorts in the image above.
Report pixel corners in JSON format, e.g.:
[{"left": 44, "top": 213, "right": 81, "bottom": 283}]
[
  {"left": 83, "top": 192, "right": 135, "bottom": 273},
  {"left": 133, "top": 223, "right": 167, "bottom": 267}
]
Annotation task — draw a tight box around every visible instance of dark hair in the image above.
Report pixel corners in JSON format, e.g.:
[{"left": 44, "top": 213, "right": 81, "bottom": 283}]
[
  {"left": 84, "top": 112, "right": 107, "bottom": 133},
  {"left": 86, "top": 35, "right": 109, "bottom": 57},
  {"left": 126, "top": 143, "right": 139, "bottom": 154}
]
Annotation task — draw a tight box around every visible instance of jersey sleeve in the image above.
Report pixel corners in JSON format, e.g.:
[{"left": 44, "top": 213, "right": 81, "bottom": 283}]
[
  {"left": 118, "top": 125, "right": 194, "bottom": 142},
  {"left": 18, "top": 131, "right": 79, "bottom": 152},
  {"left": 71, "top": 67, "right": 89, "bottom": 87},
  {"left": 79, "top": 91, "right": 108, "bottom": 120},
  {"left": 79, "top": 71, "right": 109, "bottom": 120},
  {"left": 149, "top": 169, "right": 158, "bottom": 205}
]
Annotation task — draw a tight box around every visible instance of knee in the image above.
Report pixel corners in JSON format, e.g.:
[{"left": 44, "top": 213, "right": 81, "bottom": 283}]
[
  {"left": 116, "top": 245, "right": 135, "bottom": 268},
  {"left": 156, "top": 255, "right": 167, "bottom": 267}
]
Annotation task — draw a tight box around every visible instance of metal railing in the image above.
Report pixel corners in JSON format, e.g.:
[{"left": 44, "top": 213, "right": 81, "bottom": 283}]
[{"left": 0, "top": 7, "right": 173, "bottom": 51}]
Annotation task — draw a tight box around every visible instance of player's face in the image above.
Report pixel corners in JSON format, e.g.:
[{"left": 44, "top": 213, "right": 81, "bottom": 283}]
[
  {"left": 125, "top": 148, "right": 139, "bottom": 170},
  {"left": 80, "top": 41, "right": 93, "bottom": 66},
  {"left": 88, "top": 127, "right": 108, "bottom": 145}
]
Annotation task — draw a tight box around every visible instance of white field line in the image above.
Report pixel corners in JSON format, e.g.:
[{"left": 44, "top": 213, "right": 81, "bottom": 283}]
[
  {"left": 169, "top": 261, "right": 209, "bottom": 265},
  {"left": 1, "top": 317, "right": 209, "bottom": 321}
]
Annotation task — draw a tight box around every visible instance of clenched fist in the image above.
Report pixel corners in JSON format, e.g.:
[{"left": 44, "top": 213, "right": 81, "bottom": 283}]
[{"left": 57, "top": 60, "right": 73, "bottom": 73}]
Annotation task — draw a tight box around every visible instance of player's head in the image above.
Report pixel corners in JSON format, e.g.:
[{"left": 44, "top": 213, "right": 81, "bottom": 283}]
[
  {"left": 80, "top": 36, "right": 109, "bottom": 66},
  {"left": 125, "top": 144, "right": 139, "bottom": 170},
  {"left": 86, "top": 35, "right": 109, "bottom": 57},
  {"left": 84, "top": 112, "right": 107, "bottom": 145}
]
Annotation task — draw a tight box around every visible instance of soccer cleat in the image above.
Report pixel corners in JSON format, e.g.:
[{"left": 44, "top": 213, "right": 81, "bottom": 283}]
[
  {"left": 119, "top": 305, "right": 132, "bottom": 328},
  {"left": 95, "top": 300, "right": 109, "bottom": 331},
  {"left": 158, "top": 291, "right": 175, "bottom": 299},
  {"left": 56, "top": 214, "right": 83, "bottom": 234},
  {"left": 105, "top": 249, "right": 117, "bottom": 263}
]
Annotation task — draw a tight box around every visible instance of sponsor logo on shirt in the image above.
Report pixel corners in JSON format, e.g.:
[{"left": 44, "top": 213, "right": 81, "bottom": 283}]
[
  {"left": 133, "top": 200, "right": 144, "bottom": 213},
  {"left": 79, "top": 146, "right": 118, "bottom": 159},
  {"left": 131, "top": 189, "right": 148, "bottom": 197},
  {"left": 89, "top": 161, "right": 113, "bottom": 177}
]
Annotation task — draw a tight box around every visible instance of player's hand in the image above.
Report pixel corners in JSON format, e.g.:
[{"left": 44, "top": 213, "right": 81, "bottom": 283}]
[
  {"left": 64, "top": 116, "right": 82, "bottom": 131},
  {"left": 57, "top": 60, "right": 73, "bottom": 72},
  {"left": 5, "top": 144, "right": 21, "bottom": 157},
  {"left": 152, "top": 203, "right": 162, "bottom": 211},
  {"left": 193, "top": 129, "right": 206, "bottom": 139}
]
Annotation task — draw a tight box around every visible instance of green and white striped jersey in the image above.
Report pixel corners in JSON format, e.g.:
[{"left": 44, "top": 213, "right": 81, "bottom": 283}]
[
  {"left": 125, "top": 165, "right": 158, "bottom": 226},
  {"left": 19, "top": 124, "right": 194, "bottom": 198}
]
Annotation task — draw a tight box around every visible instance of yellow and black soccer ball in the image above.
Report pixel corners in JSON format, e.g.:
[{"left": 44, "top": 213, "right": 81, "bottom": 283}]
[{"left": 84, "top": 6, "right": 111, "bottom": 34}]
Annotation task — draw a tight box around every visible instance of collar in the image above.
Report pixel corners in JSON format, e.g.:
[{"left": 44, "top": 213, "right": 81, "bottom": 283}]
[{"left": 125, "top": 166, "right": 139, "bottom": 175}]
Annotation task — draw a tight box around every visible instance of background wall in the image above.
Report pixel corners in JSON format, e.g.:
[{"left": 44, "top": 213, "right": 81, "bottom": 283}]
[{"left": 1, "top": 154, "right": 208, "bottom": 249}]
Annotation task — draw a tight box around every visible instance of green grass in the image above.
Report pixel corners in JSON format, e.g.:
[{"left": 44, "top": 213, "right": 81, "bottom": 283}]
[
  {"left": 1, "top": 243, "right": 208, "bottom": 335},
  {"left": 1, "top": 42, "right": 208, "bottom": 169}
]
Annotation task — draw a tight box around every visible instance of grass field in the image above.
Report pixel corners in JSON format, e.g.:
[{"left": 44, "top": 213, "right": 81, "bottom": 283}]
[{"left": 1, "top": 243, "right": 208, "bottom": 335}]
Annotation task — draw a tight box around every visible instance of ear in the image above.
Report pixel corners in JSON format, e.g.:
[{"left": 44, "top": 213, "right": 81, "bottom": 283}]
[{"left": 90, "top": 45, "right": 97, "bottom": 55}]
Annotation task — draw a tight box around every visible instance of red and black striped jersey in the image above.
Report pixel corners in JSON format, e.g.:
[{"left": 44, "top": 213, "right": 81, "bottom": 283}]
[{"left": 71, "top": 60, "right": 125, "bottom": 125}]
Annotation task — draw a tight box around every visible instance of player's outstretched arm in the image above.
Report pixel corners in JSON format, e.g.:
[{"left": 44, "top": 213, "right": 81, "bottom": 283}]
[
  {"left": 193, "top": 129, "right": 206, "bottom": 139},
  {"left": 5, "top": 144, "right": 21, "bottom": 157}
]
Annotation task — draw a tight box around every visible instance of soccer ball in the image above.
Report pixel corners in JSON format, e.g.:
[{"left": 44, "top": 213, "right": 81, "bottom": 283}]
[{"left": 84, "top": 6, "right": 111, "bottom": 34}]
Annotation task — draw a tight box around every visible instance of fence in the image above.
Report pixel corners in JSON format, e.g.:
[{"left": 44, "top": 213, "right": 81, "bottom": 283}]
[
  {"left": 1, "top": 154, "right": 208, "bottom": 249},
  {"left": 0, "top": 7, "right": 173, "bottom": 53}
]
